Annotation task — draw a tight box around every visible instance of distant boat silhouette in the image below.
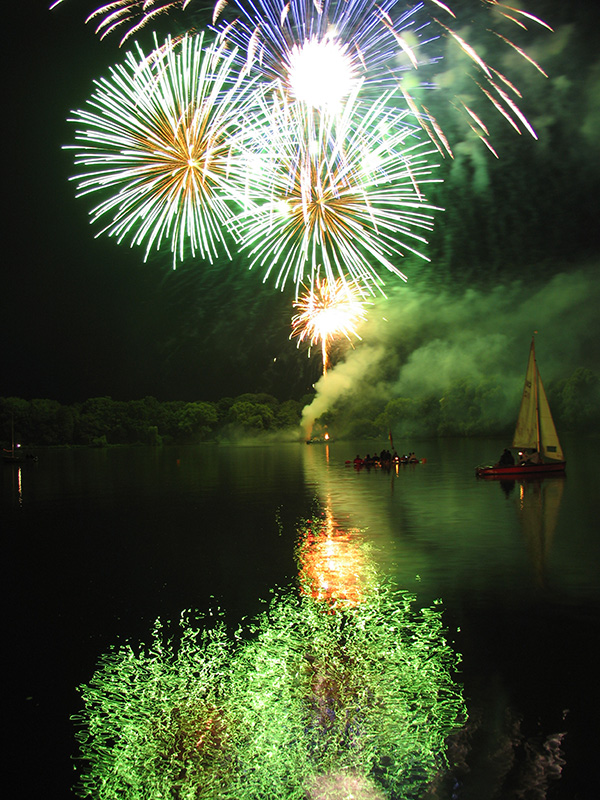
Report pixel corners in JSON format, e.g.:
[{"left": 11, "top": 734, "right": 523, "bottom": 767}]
[{"left": 3, "top": 415, "right": 24, "bottom": 464}]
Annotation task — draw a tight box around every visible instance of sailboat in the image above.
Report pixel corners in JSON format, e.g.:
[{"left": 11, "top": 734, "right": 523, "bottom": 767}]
[{"left": 476, "top": 337, "right": 566, "bottom": 477}]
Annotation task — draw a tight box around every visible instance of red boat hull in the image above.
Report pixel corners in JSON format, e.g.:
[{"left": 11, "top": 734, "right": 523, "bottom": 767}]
[{"left": 476, "top": 461, "right": 566, "bottom": 478}]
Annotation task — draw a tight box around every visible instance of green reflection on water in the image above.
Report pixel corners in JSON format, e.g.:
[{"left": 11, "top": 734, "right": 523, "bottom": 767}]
[{"left": 73, "top": 521, "right": 465, "bottom": 799}]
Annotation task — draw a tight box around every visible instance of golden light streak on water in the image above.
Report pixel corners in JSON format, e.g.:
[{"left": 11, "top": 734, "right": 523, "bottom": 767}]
[{"left": 297, "top": 507, "right": 372, "bottom": 609}]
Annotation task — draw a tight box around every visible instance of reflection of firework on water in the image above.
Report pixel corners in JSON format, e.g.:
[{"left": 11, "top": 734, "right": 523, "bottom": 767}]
[
  {"left": 291, "top": 277, "right": 369, "bottom": 376},
  {"left": 50, "top": 1, "right": 196, "bottom": 46},
  {"left": 72, "top": 613, "right": 237, "bottom": 798},
  {"left": 73, "top": 576, "right": 465, "bottom": 798},
  {"left": 213, "top": 0, "right": 552, "bottom": 153},
  {"left": 231, "top": 87, "right": 441, "bottom": 295},
  {"left": 296, "top": 507, "right": 374, "bottom": 608},
  {"left": 67, "top": 34, "right": 259, "bottom": 267}
]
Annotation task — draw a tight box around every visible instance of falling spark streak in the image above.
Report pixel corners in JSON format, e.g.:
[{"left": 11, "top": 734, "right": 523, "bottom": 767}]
[
  {"left": 67, "top": 33, "right": 261, "bottom": 267},
  {"left": 489, "top": 77, "right": 538, "bottom": 138},
  {"left": 490, "top": 67, "right": 523, "bottom": 98},
  {"left": 478, "top": 136, "right": 499, "bottom": 157},
  {"left": 492, "top": 31, "right": 549, "bottom": 77},
  {"left": 425, "top": 0, "right": 456, "bottom": 17},
  {"left": 379, "top": 14, "right": 419, "bottom": 69},
  {"left": 399, "top": 85, "right": 451, "bottom": 158},
  {"left": 213, "top": 0, "right": 228, "bottom": 23},
  {"left": 489, "top": 1, "right": 554, "bottom": 32},
  {"left": 421, "top": 105, "right": 453, "bottom": 158},
  {"left": 459, "top": 101, "right": 490, "bottom": 136},
  {"left": 290, "top": 277, "right": 368, "bottom": 374},
  {"left": 113, "top": 8, "right": 177, "bottom": 45},
  {"left": 244, "top": 26, "right": 261, "bottom": 74},
  {"left": 494, "top": 9, "right": 528, "bottom": 30},
  {"left": 435, "top": 19, "right": 492, "bottom": 78},
  {"left": 465, "top": 120, "right": 499, "bottom": 157},
  {"left": 52, "top": 1, "right": 196, "bottom": 46},
  {"left": 477, "top": 81, "right": 522, "bottom": 134}
]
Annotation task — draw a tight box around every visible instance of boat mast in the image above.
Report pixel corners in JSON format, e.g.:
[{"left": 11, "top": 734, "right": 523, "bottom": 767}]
[{"left": 532, "top": 334, "right": 541, "bottom": 454}]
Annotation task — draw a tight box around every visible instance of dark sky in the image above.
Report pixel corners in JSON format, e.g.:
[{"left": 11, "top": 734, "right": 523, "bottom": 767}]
[{"left": 3, "top": 1, "right": 599, "bottom": 404}]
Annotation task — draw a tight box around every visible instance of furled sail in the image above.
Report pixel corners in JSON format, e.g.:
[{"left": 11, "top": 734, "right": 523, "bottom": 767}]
[{"left": 512, "top": 338, "right": 564, "bottom": 461}]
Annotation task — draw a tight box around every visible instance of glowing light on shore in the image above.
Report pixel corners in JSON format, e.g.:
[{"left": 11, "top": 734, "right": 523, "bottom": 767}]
[
  {"left": 290, "top": 277, "right": 368, "bottom": 375},
  {"left": 66, "top": 34, "right": 259, "bottom": 268}
]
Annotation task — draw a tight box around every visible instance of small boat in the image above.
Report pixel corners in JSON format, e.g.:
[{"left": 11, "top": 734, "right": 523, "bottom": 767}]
[
  {"left": 306, "top": 432, "right": 331, "bottom": 444},
  {"left": 476, "top": 337, "right": 566, "bottom": 478}
]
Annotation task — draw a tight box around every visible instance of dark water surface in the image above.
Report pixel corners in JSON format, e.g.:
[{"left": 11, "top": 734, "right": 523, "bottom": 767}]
[{"left": 4, "top": 437, "right": 599, "bottom": 799}]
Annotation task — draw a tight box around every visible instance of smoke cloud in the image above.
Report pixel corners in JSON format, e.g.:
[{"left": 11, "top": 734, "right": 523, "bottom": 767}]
[{"left": 301, "top": 265, "right": 600, "bottom": 436}]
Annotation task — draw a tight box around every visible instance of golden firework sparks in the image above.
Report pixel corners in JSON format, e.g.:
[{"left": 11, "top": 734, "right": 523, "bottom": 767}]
[{"left": 290, "top": 277, "right": 368, "bottom": 375}]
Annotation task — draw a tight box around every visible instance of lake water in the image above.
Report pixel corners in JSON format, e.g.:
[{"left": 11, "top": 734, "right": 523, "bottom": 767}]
[{"left": 4, "top": 437, "right": 599, "bottom": 799}]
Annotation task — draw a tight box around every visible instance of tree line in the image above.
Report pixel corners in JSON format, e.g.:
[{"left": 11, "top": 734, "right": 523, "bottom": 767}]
[
  {"left": 1, "top": 367, "right": 598, "bottom": 448},
  {"left": 0, "top": 394, "right": 309, "bottom": 448}
]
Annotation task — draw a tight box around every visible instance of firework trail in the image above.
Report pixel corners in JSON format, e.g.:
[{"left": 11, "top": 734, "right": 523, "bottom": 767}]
[
  {"left": 231, "top": 85, "right": 441, "bottom": 295},
  {"left": 67, "top": 33, "right": 261, "bottom": 267},
  {"left": 290, "top": 276, "right": 369, "bottom": 374}
]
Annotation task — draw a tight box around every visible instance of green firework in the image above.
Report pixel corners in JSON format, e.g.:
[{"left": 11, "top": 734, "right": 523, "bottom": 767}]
[{"left": 67, "top": 33, "right": 259, "bottom": 268}]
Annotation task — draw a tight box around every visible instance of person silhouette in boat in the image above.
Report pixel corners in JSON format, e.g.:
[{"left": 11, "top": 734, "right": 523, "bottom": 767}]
[{"left": 498, "top": 448, "right": 515, "bottom": 467}]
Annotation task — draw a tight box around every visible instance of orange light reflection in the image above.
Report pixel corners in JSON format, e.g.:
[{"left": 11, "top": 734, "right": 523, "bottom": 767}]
[{"left": 297, "top": 508, "right": 370, "bottom": 611}]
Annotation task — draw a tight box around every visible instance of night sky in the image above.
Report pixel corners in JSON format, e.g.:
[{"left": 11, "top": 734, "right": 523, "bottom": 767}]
[{"left": 3, "top": 1, "right": 599, "bottom": 405}]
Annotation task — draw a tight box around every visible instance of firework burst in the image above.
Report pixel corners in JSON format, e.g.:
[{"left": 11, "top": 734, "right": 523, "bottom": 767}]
[
  {"left": 53, "top": 3, "right": 552, "bottom": 152},
  {"left": 231, "top": 86, "right": 442, "bottom": 295},
  {"left": 290, "top": 277, "right": 368, "bottom": 375},
  {"left": 212, "top": 0, "right": 552, "bottom": 154},
  {"left": 213, "top": 0, "right": 432, "bottom": 112},
  {"left": 67, "top": 33, "right": 260, "bottom": 267}
]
